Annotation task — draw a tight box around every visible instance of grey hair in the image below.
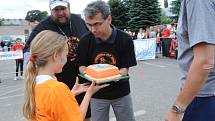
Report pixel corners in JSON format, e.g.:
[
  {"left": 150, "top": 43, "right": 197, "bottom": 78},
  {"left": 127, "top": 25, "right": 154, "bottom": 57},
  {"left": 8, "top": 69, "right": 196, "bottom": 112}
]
[{"left": 84, "top": 0, "right": 111, "bottom": 19}]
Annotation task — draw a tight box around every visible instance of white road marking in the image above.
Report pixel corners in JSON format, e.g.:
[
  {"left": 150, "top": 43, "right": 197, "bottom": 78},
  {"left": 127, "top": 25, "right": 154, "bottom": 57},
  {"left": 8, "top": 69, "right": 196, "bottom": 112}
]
[
  {"left": 0, "top": 87, "right": 23, "bottom": 97},
  {"left": 0, "top": 94, "right": 23, "bottom": 100},
  {"left": 143, "top": 62, "right": 166, "bottom": 68},
  {"left": 0, "top": 85, "right": 23, "bottom": 90},
  {"left": 110, "top": 110, "right": 146, "bottom": 121},
  {"left": 0, "top": 103, "right": 12, "bottom": 107},
  {"left": 20, "top": 117, "right": 25, "bottom": 121}
]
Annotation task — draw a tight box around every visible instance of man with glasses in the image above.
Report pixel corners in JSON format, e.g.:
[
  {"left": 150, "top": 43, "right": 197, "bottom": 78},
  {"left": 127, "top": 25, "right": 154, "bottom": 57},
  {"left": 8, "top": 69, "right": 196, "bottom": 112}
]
[
  {"left": 77, "top": 1, "right": 137, "bottom": 121},
  {"left": 24, "top": 0, "right": 91, "bottom": 120}
]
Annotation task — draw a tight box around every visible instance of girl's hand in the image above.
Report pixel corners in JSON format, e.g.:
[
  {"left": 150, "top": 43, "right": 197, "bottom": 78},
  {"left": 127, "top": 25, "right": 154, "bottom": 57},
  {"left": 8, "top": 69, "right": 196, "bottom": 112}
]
[
  {"left": 72, "top": 77, "right": 90, "bottom": 96},
  {"left": 86, "top": 81, "right": 110, "bottom": 96}
]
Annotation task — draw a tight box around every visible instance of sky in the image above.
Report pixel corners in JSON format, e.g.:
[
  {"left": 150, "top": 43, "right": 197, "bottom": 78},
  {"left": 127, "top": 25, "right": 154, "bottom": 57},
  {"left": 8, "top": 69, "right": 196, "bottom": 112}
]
[{"left": 0, "top": 0, "right": 168, "bottom": 19}]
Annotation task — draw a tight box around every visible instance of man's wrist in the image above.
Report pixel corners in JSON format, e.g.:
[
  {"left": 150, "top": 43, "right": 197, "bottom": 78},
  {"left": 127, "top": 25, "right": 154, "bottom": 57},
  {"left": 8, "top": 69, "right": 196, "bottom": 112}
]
[{"left": 171, "top": 103, "right": 186, "bottom": 114}]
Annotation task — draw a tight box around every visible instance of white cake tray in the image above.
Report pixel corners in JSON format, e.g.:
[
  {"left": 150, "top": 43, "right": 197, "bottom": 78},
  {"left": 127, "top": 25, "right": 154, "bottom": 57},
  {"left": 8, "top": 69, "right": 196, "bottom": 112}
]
[{"left": 78, "top": 74, "right": 129, "bottom": 84}]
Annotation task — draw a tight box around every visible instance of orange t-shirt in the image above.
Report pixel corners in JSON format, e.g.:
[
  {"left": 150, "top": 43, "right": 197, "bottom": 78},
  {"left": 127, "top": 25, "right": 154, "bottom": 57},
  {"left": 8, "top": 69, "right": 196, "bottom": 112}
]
[{"left": 33, "top": 79, "right": 83, "bottom": 121}]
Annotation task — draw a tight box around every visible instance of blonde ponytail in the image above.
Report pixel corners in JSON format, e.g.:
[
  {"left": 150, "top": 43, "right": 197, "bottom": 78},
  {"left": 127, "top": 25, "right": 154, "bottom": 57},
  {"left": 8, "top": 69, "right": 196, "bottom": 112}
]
[{"left": 23, "top": 61, "right": 38, "bottom": 120}]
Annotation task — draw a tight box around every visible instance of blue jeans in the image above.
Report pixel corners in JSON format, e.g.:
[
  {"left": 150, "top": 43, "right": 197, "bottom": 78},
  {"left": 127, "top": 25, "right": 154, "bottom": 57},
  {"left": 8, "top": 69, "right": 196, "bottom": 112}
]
[{"left": 183, "top": 96, "right": 215, "bottom": 121}]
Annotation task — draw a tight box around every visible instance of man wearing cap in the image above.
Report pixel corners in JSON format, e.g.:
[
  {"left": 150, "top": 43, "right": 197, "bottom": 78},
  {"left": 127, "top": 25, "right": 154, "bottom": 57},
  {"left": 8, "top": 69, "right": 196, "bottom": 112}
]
[{"left": 24, "top": 0, "right": 91, "bottom": 120}]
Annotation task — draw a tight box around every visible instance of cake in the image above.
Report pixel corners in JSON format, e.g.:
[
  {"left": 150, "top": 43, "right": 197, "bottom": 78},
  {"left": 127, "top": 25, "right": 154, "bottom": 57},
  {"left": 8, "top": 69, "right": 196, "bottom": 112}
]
[{"left": 85, "top": 64, "right": 121, "bottom": 82}]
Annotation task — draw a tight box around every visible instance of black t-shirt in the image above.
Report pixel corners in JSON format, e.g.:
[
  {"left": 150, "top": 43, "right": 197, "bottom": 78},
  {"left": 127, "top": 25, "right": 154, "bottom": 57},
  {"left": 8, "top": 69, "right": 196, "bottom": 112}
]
[
  {"left": 24, "top": 14, "right": 88, "bottom": 89},
  {"left": 77, "top": 27, "right": 137, "bottom": 99}
]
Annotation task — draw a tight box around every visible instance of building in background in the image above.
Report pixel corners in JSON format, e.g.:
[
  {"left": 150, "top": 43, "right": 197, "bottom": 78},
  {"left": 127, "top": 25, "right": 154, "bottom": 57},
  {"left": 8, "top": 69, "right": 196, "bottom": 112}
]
[{"left": 0, "top": 19, "right": 38, "bottom": 44}]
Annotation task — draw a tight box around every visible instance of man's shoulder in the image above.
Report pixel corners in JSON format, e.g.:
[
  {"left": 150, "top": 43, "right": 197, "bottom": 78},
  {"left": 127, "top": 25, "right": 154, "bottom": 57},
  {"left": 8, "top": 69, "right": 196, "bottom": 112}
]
[
  {"left": 33, "top": 16, "right": 54, "bottom": 30},
  {"left": 70, "top": 13, "right": 84, "bottom": 22},
  {"left": 71, "top": 13, "right": 82, "bottom": 19},
  {"left": 79, "top": 32, "right": 95, "bottom": 46},
  {"left": 81, "top": 32, "right": 94, "bottom": 40},
  {"left": 38, "top": 16, "right": 52, "bottom": 25}
]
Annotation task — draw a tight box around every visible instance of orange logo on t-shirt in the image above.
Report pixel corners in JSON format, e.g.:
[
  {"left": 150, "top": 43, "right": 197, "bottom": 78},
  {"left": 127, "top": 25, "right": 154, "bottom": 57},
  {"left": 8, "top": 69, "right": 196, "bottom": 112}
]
[
  {"left": 94, "top": 52, "right": 116, "bottom": 65},
  {"left": 67, "top": 37, "right": 80, "bottom": 61}
]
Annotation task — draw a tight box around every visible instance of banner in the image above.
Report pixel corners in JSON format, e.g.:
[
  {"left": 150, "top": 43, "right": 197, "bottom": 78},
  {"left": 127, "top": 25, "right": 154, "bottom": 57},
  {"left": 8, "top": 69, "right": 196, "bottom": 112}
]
[
  {"left": 0, "top": 51, "right": 23, "bottom": 60},
  {"left": 134, "top": 38, "right": 156, "bottom": 60}
]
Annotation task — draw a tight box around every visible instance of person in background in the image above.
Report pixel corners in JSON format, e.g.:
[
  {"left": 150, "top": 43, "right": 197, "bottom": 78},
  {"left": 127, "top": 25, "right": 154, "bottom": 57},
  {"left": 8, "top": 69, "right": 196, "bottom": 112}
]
[
  {"left": 150, "top": 26, "right": 157, "bottom": 38},
  {"left": 156, "top": 27, "right": 162, "bottom": 57},
  {"left": 7, "top": 40, "right": 12, "bottom": 51},
  {"left": 12, "top": 38, "right": 24, "bottom": 80},
  {"left": 170, "top": 23, "right": 177, "bottom": 38},
  {"left": 0, "top": 40, "right": 5, "bottom": 52},
  {"left": 23, "top": 0, "right": 91, "bottom": 120},
  {"left": 161, "top": 24, "right": 171, "bottom": 38},
  {"left": 77, "top": 1, "right": 137, "bottom": 121},
  {"left": 137, "top": 28, "right": 145, "bottom": 39},
  {"left": 127, "top": 29, "right": 133, "bottom": 36},
  {"left": 169, "top": 34, "right": 178, "bottom": 59},
  {"left": 165, "top": 0, "right": 215, "bottom": 121},
  {"left": 22, "top": 30, "right": 109, "bottom": 121},
  {"left": 123, "top": 28, "right": 128, "bottom": 33},
  {"left": 161, "top": 24, "right": 172, "bottom": 57},
  {"left": 145, "top": 27, "right": 152, "bottom": 38},
  {"left": 132, "top": 32, "right": 137, "bottom": 40}
]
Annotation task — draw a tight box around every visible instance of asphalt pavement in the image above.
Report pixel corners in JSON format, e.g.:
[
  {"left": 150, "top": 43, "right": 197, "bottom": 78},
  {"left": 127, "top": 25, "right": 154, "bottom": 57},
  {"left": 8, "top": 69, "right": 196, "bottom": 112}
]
[{"left": 0, "top": 57, "right": 180, "bottom": 121}]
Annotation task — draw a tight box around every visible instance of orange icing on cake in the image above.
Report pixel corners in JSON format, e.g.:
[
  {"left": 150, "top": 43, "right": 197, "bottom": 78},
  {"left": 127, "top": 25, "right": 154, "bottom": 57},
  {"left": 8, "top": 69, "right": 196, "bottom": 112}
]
[{"left": 85, "top": 64, "right": 121, "bottom": 81}]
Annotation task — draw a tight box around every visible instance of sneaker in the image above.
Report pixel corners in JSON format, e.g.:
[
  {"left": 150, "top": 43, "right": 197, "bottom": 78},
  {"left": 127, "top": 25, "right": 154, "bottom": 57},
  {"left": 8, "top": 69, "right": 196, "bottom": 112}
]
[{"left": 14, "top": 77, "right": 18, "bottom": 80}]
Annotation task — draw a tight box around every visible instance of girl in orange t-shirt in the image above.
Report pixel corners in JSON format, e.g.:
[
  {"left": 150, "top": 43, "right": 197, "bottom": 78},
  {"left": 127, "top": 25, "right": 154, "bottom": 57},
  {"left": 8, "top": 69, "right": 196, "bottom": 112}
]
[{"left": 23, "top": 30, "right": 109, "bottom": 121}]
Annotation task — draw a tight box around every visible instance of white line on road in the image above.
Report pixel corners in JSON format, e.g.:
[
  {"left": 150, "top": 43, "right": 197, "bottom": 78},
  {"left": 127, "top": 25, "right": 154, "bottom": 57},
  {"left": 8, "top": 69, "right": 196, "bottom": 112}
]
[
  {"left": 143, "top": 62, "right": 166, "bottom": 68},
  {"left": 20, "top": 117, "right": 25, "bottom": 121},
  {"left": 0, "top": 94, "right": 23, "bottom": 100},
  {"left": 0, "top": 84, "right": 23, "bottom": 90},
  {"left": 110, "top": 110, "right": 146, "bottom": 121},
  {"left": 0, "top": 87, "right": 23, "bottom": 97}
]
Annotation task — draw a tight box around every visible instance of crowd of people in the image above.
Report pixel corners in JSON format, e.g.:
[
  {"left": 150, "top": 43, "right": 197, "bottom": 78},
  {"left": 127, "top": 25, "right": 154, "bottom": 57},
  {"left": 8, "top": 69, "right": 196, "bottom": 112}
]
[
  {"left": 125, "top": 24, "right": 178, "bottom": 58},
  {"left": 125, "top": 24, "right": 176, "bottom": 40}
]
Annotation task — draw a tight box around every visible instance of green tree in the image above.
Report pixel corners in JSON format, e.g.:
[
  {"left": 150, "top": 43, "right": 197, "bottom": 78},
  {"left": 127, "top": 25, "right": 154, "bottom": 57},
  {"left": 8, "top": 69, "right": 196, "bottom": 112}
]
[
  {"left": 164, "top": 0, "right": 169, "bottom": 8},
  {"left": 108, "top": 0, "right": 129, "bottom": 29},
  {"left": 128, "top": 0, "right": 161, "bottom": 32},
  {"left": 25, "top": 10, "right": 48, "bottom": 22},
  {"left": 170, "top": 0, "right": 181, "bottom": 22},
  {"left": 37, "top": 11, "right": 48, "bottom": 21},
  {"left": 160, "top": 11, "right": 172, "bottom": 24},
  {"left": 0, "top": 18, "right": 4, "bottom": 26}
]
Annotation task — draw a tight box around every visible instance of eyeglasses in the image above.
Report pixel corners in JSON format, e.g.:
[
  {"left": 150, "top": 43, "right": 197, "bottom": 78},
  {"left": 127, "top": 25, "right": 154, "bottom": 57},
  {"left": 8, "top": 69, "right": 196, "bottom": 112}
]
[{"left": 86, "top": 20, "right": 106, "bottom": 30}]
